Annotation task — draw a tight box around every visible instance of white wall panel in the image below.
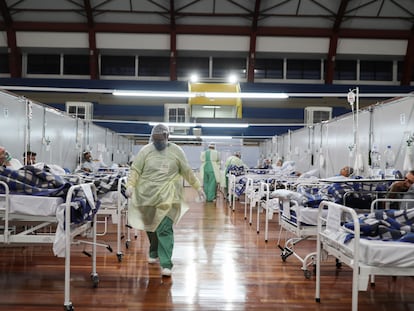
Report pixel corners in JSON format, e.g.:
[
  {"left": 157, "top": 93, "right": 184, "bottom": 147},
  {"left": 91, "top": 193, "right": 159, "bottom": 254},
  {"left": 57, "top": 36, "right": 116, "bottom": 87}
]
[
  {"left": 0, "top": 93, "right": 26, "bottom": 159},
  {"left": 0, "top": 90, "right": 130, "bottom": 172},
  {"left": 177, "top": 34, "right": 249, "bottom": 52},
  {"left": 256, "top": 37, "right": 329, "bottom": 54},
  {"left": 0, "top": 32, "right": 7, "bottom": 47},
  {"left": 17, "top": 32, "right": 88, "bottom": 48},
  {"left": 267, "top": 95, "right": 414, "bottom": 178},
  {"left": 337, "top": 39, "right": 407, "bottom": 56},
  {"left": 96, "top": 33, "right": 169, "bottom": 50},
  {"left": 370, "top": 97, "right": 414, "bottom": 170}
]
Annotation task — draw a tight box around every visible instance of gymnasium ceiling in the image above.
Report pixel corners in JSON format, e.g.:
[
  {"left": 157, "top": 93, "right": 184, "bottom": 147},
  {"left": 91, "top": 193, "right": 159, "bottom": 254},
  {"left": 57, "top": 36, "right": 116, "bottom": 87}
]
[
  {"left": 1, "top": 0, "right": 414, "bottom": 143},
  {"left": 1, "top": 0, "right": 412, "bottom": 32}
]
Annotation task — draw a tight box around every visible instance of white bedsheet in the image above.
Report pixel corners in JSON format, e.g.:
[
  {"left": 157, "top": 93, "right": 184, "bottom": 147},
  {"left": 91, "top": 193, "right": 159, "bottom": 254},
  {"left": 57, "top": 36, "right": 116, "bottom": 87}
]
[
  {"left": 324, "top": 229, "right": 414, "bottom": 267},
  {"left": 98, "top": 191, "right": 119, "bottom": 206},
  {"left": 2, "top": 195, "right": 63, "bottom": 217}
]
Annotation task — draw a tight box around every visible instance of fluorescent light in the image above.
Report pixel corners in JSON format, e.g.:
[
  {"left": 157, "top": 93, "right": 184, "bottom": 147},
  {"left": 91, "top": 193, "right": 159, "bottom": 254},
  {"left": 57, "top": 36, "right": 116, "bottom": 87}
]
[
  {"left": 148, "top": 122, "right": 249, "bottom": 128},
  {"left": 1, "top": 86, "right": 411, "bottom": 99},
  {"left": 113, "top": 90, "right": 195, "bottom": 98},
  {"left": 169, "top": 135, "right": 233, "bottom": 140},
  {"left": 203, "top": 92, "right": 289, "bottom": 99},
  {"left": 113, "top": 90, "right": 288, "bottom": 99},
  {"left": 149, "top": 122, "right": 196, "bottom": 127},
  {"left": 202, "top": 105, "right": 221, "bottom": 109},
  {"left": 201, "top": 123, "right": 248, "bottom": 128}
]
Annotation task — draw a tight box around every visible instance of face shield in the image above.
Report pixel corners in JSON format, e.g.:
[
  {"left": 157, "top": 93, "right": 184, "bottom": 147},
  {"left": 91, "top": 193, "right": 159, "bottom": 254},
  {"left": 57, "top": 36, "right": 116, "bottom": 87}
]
[{"left": 151, "top": 124, "right": 169, "bottom": 151}]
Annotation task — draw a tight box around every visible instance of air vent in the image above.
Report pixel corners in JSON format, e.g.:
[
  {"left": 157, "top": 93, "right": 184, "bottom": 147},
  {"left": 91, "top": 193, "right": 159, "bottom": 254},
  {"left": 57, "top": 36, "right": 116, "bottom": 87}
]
[{"left": 304, "top": 106, "right": 332, "bottom": 126}]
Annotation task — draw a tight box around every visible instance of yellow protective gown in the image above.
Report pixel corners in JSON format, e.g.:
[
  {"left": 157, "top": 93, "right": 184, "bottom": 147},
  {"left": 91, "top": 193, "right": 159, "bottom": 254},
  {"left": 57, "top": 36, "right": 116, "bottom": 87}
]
[{"left": 127, "top": 142, "right": 201, "bottom": 232}]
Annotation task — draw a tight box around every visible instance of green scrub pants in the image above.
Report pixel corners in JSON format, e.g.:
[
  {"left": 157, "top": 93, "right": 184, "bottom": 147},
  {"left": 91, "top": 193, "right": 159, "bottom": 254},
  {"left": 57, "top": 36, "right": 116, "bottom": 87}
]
[{"left": 147, "top": 216, "right": 174, "bottom": 269}]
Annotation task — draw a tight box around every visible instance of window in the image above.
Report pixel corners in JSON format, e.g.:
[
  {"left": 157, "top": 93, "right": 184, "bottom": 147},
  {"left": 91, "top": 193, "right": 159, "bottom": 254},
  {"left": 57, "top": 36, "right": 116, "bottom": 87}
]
[
  {"left": 101, "top": 55, "right": 135, "bottom": 76},
  {"left": 360, "top": 60, "right": 392, "bottom": 81},
  {"left": 333, "top": 60, "right": 357, "bottom": 80},
  {"left": 168, "top": 107, "right": 186, "bottom": 123},
  {"left": 64, "top": 54, "right": 90, "bottom": 75},
  {"left": 0, "top": 53, "right": 8, "bottom": 73},
  {"left": 138, "top": 56, "right": 170, "bottom": 77},
  {"left": 176, "top": 57, "right": 209, "bottom": 78},
  {"left": 287, "top": 59, "right": 320, "bottom": 79},
  {"left": 212, "top": 57, "right": 246, "bottom": 78},
  {"left": 254, "top": 59, "right": 283, "bottom": 79},
  {"left": 27, "top": 54, "right": 60, "bottom": 74}
]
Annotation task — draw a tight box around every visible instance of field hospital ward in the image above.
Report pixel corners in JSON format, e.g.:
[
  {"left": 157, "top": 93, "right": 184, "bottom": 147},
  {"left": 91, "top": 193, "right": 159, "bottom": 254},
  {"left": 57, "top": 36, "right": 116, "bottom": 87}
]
[{"left": 1, "top": 1, "right": 414, "bottom": 310}]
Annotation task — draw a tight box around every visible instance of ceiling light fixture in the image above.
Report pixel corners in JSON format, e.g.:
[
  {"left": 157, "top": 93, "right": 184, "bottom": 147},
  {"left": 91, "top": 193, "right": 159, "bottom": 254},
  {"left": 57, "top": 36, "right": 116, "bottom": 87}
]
[
  {"left": 148, "top": 122, "right": 249, "bottom": 128},
  {"left": 202, "top": 105, "right": 221, "bottom": 109},
  {"left": 113, "top": 90, "right": 288, "bottom": 99},
  {"left": 112, "top": 90, "right": 195, "bottom": 98},
  {"left": 1, "top": 86, "right": 411, "bottom": 99},
  {"left": 169, "top": 135, "right": 233, "bottom": 140}
]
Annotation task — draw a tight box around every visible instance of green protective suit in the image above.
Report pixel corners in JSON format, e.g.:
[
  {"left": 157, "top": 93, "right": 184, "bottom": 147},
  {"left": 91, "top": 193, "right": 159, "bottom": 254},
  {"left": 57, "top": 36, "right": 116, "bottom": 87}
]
[
  {"left": 200, "top": 148, "right": 220, "bottom": 202},
  {"left": 127, "top": 142, "right": 202, "bottom": 232}
]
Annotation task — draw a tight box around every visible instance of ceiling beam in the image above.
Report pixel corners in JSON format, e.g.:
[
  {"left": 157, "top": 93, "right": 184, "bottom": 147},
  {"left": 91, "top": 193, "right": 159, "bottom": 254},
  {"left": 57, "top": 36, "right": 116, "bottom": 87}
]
[
  {"left": 1, "top": 21, "right": 410, "bottom": 40},
  {"left": 325, "top": 0, "right": 349, "bottom": 84},
  {"left": 0, "top": 0, "right": 20, "bottom": 77},
  {"left": 169, "top": 0, "right": 177, "bottom": 81},
  {"left": 401, "top": 25, "right": 414, "bottom": 86},
  {"left": 247, "top": 0, "right": 261, "bottom": 83},
  {"left": 84, "top": 0, "right": 99, "bottom": 79}
]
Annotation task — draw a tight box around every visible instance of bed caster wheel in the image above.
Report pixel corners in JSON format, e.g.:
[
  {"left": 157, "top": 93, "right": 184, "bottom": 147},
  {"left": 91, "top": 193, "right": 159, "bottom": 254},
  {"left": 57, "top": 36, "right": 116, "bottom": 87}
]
[
  {"left": 304, "top": 270, "right": 311, "bottom": 279},
  {"left": 91, "top": 274, "right": 99, "bottom": 288},
  {"left": 64, "top": 303, "right": 74, "bottom": 310},
  {"left": 316, "top": 298, "right": 320, "bottom": 303},
  {"left": 281, "top": 254, "right": 287, "bottom": 262},
  {"left": 107, "top": 245, "right": 113, "bottom": 253},
  {"left": 335, "top": 259, "right": 342, "bottom": 268},
  {"left": 125, "top": 241, "right": 130, "bottom": 249},
  {"left": 117, "top": 253, "right": 123, "bottom": 262}
]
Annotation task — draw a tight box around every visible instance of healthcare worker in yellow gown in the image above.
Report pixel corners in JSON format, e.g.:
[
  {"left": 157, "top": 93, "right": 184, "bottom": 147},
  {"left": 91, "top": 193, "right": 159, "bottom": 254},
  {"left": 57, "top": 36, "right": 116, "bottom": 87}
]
[
  {"left": 200, "top": 143, "right": 221, "bottom": 202},
  {"left": 126, "top": 124, "right": 206, "bottom": 277},
  {"left": 223, "top": 151, "right": 248, "bottom": 193}
]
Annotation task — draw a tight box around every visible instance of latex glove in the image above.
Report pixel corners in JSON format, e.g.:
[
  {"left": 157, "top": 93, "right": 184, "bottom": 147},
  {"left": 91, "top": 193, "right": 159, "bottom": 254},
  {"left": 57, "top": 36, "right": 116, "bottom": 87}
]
[
  {"left": 197, "top": 189, "right": 206, "bottom": 203},
  {"left": 125, "top": 186, "right": 134, "bottom": 198}
]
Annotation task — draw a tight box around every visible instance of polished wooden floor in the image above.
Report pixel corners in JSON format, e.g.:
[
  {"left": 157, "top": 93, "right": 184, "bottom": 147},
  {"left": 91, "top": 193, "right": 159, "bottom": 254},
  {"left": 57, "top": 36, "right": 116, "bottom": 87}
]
[{"left": 1, "top": 188, "right": 414, "bottom": 310}]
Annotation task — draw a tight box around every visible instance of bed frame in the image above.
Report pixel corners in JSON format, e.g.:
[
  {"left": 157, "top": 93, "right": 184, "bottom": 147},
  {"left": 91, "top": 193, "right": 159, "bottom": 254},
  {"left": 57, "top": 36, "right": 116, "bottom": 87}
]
[
  {"left": 315, "top": 200, "right": 414, "bottom": 311},
  {"left": 0, "top": 181, "right": 103, "bottom": 311},
  {"left": 96, "top": 175, "right": 131, "bottom": 262}
]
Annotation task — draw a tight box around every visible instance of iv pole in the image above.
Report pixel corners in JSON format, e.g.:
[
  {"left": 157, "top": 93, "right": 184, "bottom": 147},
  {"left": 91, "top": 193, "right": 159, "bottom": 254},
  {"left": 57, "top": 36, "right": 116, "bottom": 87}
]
[{"left": 348, "top": 87, "right": 362, "bottom": 176}]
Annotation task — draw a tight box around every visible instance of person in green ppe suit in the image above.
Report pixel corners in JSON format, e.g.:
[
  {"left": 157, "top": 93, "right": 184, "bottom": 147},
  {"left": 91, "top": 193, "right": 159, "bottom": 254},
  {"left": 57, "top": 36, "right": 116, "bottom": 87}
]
[
  {"left": 200, "top": 143, "right": 221, "bottom": 202},
  {"left": 125, "top": 124, "right": 206, "bottom": 277}
]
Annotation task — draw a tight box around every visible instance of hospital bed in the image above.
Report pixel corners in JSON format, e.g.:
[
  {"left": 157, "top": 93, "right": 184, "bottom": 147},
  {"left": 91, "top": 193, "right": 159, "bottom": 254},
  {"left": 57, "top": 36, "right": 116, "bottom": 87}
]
[
  {"left": 315, "top": 199, "right": 414, "bottom": 311},
  {"left": 68, "top": 170, "right": 131, "bottom": 262},
  {"left": 273, "top": 179, "right": 382, "bottom": 278},
  {"left": 96, "top": 175, "right": 130, "bottom": 262},
  {"left": 0, "top": 180, "right": 105, "bottom": 311},
  {"left": 272, "top": 187, "right": 322, "bottom": 278},
  {"left": 248, "top": 181, "right": 280, "bottom": 242},
  {"left": 253, "top": 176, "right": 321, "bottom": 242},
  {"left": 229, "top": 167, "right": 298, "bottom": 212}
]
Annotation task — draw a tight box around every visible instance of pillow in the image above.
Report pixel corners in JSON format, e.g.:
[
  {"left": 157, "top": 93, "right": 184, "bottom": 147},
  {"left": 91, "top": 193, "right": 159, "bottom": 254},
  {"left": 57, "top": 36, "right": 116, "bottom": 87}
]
[{"left": 271, "top": 189, "right": 306, "bottom": 204}]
